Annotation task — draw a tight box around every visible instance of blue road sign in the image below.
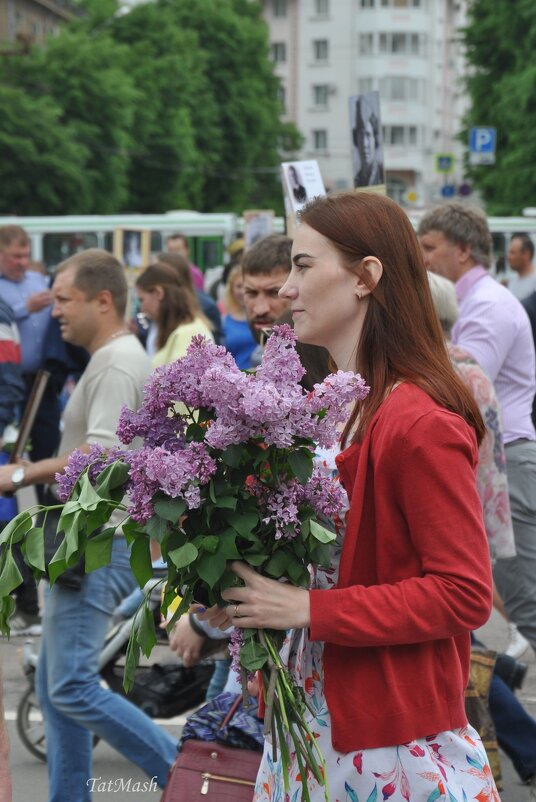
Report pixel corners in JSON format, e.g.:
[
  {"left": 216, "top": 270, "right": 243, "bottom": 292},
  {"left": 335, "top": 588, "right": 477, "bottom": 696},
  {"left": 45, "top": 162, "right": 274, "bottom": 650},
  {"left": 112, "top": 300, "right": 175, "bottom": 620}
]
[
  {"left": 469, "top": 128, "right": 496, "bottom": 165},
  {"left": 441, "top": 185, "right": 456, "bottom": 198}
]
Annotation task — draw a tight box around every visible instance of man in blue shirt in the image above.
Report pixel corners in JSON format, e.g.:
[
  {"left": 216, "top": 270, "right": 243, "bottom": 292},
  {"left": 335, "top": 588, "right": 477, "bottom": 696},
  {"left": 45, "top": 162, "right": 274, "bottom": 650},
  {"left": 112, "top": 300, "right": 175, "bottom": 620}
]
[{"left": 0, "top": 226, "right": 55, "bottom": 635}]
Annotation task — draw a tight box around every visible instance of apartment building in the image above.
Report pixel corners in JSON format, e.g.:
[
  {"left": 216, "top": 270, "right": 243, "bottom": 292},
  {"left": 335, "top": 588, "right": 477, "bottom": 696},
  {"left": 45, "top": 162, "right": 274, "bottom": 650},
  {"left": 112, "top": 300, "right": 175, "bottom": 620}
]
[
  {"left": 0, "top": 0, "right": 74, "bottom": 44},
  {"left": 263, "top": 0, "right": 469, "bottom": 206}
]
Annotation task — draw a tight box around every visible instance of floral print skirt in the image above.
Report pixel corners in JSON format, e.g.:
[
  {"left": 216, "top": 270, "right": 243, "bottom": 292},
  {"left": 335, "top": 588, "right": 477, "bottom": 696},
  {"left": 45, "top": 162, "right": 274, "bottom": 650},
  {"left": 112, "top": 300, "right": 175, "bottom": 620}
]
[{"left": 253, "top": 635, "right": 501, "bottom": 802}]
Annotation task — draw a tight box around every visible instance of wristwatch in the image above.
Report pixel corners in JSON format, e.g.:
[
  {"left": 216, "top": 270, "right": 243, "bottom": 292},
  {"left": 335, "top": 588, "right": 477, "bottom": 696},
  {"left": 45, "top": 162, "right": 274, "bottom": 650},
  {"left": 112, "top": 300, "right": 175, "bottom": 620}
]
[{"left": 11, "top": 466, "right": 26, "bottom": 489}]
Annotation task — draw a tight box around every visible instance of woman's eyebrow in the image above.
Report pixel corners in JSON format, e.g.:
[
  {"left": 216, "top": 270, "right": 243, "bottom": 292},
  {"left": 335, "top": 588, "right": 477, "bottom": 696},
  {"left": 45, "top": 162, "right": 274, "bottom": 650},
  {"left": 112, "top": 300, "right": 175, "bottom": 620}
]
[{"left": 292, "top": 252, "right": 316, "bottom": 264}]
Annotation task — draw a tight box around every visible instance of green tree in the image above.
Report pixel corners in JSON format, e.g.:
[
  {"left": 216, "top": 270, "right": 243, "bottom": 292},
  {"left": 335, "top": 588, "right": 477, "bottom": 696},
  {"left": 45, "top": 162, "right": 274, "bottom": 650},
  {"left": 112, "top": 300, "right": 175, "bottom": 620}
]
[
  {"left": 0, "top": 0, "right": 300, "bottom": 214},
  {"left": 111, "top": 0, "right": 301, "bottom": 212},
  {"left": 0, "top": 86, "right": 90, "bottom": 215},
  {"left": 463, "top": 0, "right": 536, "bottom": 214}
]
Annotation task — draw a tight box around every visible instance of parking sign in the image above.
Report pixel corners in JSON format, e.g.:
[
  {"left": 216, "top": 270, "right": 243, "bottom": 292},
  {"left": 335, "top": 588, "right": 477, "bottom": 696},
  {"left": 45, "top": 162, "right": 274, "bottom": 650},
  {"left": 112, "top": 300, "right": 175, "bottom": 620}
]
[{"left": 469, "top": 127, "right": 496, "bottom": 165}]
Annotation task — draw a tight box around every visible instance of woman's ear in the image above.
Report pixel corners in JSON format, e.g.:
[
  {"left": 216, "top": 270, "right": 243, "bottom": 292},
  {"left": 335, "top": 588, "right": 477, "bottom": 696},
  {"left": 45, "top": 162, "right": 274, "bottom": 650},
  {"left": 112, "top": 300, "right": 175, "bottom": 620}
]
[
  {"left": 154, "top": 285, "right": 165, "bottom": 301},
  {"left": 356, "top": 257, "right": 383, "bottom": 299}
]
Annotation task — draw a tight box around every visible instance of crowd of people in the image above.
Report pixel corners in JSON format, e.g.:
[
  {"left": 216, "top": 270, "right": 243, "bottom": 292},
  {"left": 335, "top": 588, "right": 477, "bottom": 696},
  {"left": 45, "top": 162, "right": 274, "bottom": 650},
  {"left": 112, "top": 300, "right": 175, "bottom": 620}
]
[{"left": 1, "top": 197, "right": 536, "bottom": 800}]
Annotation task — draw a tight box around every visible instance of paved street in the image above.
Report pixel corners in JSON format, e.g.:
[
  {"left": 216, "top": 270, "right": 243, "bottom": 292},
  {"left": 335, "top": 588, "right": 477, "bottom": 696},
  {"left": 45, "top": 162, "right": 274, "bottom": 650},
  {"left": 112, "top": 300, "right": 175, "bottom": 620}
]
[{"left": 1, "top": 605, "right": 534, "bottom": 800}]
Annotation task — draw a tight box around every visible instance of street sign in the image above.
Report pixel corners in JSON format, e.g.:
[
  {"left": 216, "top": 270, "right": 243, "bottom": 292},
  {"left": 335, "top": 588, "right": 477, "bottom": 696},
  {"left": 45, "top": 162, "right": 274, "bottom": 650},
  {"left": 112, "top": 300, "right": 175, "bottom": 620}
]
[
  {"left": 469, "top": 127, "right": 496, "bottom": 166},
  {"left": 435, "top": 154, "right": 454, "bottom": 174},
  {"left": 441, "top": 184, "right": 456, "bottom": 198}
]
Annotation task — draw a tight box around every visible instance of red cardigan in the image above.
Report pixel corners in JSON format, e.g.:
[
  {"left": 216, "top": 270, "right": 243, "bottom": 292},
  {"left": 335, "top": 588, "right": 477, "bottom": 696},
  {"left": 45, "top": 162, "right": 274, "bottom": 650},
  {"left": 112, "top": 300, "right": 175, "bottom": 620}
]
[{"left": 309, "top": 383, "right": 492, "bottom": 752}]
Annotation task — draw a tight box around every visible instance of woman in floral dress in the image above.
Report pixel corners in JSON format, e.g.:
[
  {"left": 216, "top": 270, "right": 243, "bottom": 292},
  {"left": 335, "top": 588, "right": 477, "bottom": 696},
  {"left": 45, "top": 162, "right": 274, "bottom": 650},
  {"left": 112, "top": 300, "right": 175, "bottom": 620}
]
[{"left": 202, "top": 193, "right": 500, "bottom": 801}]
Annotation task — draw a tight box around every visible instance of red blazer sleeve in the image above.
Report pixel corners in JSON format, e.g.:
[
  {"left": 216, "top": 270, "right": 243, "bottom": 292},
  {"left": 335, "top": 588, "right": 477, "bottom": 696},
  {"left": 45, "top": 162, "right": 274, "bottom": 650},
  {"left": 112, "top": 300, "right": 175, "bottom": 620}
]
[{"left": 309, "top": 409, "right": 493, "bottom": 646}]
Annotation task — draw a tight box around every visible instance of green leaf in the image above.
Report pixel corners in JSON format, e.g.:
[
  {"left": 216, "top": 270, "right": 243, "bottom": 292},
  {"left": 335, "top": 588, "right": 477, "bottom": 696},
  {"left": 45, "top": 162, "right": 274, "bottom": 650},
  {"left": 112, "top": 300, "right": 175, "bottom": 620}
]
[
  {"left": 222, "top": 444, "right": 242, "bottom": 467},
  {"left": 309, "top": 519, "right": 336, "bottom": 544},
  {"left": 0, "top": 512, "right": 32, "bottom": 546},
  {"left": 209, "top": 480, "right": 217, "bottom": 504},
  {"left": 215, "top": 496, "right": 237, "bottom": 510},
  {"left": 168, "top": 542, "right": 198, "bottom": 569},
  {"left": 243, "top": 553, "right": 266, "bottom": 567},
  {"left": 200, "top": 535, "right": 219, "bottom": 554},
  {"left": 137, "top": 601, "right": 157, "bottom": 657},
  {"left": 288, "top": 449, "right": 314, "bottom": 484},
  {"left": 264, "top": 549, "right": 292, "bottom": 578},
  {"left": 144, "top": 514, "right": 168, "bottom": 542},
  {"left": 240, "top": 636, "right": 269, "bottom": 672},
  {"left": 124, "top": 633, "right": 141, "bottom": 693},
  {"left": 154, "top": 497, "right": 187, "bottom": 523},
  {"left": 96, "top": 460, "right": 130, "bottom": 495},
  {"left": 122, "top": 517, "right": 144, "bottom": 545},
  {"left": 77, "top": 474, "right": 105, "bottom": 511},
  {"left": 224, "top": 509, "right": 259, "bottom": 538},
  {"left": 0, "top": 550, "right": 23, "bottom": 596},
  {"left": 24, "top": 527, "right": 45, "bottom": 573},
  {"left": 0, "top": 596, "right": 16, "bottom": 636},
  {"left": 196, "top": 549, "right": 226, "bottom": 589},
  {"left": 130, "top": 537, "right": 152, "bottom": 588},
  {"left": 85, "top": 528, "right": 115, "bottom": 573}
]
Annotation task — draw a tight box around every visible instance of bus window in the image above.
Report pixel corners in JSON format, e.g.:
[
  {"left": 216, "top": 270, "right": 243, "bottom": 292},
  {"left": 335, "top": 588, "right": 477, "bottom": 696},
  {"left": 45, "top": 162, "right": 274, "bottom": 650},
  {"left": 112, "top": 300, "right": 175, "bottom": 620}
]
[
  {"left": 492, "top": 232, "right": 507, "bottom": 274},
  {"left": 43, "top": 233, "right": 98, "bottom": 269},
  {"left": 150, "top": 231, "right": 162, "bottom": 254},
  {"left": 194, "top": 237, "right": 223, "bottom": 271}
]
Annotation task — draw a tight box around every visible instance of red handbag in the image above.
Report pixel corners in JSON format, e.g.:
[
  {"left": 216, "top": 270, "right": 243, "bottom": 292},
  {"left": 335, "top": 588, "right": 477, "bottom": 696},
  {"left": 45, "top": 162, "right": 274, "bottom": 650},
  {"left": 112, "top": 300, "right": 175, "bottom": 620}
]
[{"left": 160, "top": 697, "right": 262, "bottom": 801}]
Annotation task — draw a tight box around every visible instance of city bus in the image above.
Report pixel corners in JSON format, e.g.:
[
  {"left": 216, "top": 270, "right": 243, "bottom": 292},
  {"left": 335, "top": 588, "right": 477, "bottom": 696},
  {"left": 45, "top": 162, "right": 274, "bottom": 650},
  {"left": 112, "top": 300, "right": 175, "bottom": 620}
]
[{"left": 2, "top": 210, "right": 535, "bottom": 279}]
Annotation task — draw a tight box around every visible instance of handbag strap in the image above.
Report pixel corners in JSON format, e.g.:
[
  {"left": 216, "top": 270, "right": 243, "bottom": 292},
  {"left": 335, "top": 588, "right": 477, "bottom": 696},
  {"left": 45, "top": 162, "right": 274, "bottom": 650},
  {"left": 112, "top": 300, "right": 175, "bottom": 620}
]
[{"left": 220, "top": 695, "right": 243, "bottom": 729}]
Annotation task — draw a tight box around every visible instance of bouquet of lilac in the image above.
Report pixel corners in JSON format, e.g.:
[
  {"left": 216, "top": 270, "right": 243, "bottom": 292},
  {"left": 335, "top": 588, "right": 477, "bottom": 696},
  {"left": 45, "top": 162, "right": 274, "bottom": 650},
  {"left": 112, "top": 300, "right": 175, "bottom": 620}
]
[{"left": 0, "top": 326, "right": 368, "bottom": 802}]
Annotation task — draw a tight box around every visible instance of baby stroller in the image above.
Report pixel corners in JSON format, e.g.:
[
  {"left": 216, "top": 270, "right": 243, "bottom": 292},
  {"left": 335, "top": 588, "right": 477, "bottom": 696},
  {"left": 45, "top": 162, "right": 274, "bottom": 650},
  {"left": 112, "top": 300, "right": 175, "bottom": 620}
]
[{"left": 16, "top": 577, "right": 215, "bottom": 761}]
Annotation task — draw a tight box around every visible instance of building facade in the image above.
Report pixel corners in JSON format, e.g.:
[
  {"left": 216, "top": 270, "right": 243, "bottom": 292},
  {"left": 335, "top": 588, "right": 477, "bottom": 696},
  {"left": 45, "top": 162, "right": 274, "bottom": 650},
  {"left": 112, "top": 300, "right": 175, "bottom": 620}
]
[
  {"left": 263, "top": 0, "right": 469, "bottom": 206},
  {"left": 0, "top": 0, "right": 74, "bottom": 45}
]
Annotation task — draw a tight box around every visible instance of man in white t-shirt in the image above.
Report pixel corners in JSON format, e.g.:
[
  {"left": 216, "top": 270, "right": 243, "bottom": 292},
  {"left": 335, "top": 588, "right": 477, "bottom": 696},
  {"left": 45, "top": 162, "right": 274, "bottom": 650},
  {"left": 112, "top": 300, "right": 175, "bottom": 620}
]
[{"left": 0, "top": 249, "right": 176, "bottom": 802}]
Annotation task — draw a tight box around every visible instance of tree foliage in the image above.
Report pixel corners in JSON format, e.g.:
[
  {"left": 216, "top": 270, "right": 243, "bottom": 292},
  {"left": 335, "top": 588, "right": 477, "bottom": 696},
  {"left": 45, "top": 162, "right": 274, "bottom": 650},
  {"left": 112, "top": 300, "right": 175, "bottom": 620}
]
[
  {"left": 463, "top": 0, "right": 536, "bottom": 214},
  {"left": 0, "top": 0, "right": 301, "bottom": 215}
]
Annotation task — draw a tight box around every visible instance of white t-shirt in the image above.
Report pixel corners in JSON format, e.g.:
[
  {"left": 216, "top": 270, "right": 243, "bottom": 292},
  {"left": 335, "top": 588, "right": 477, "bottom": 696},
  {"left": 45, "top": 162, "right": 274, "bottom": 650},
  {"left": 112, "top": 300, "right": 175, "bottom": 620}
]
[{"left": 508, "top": 271, "right": 536, "bottom": 301}]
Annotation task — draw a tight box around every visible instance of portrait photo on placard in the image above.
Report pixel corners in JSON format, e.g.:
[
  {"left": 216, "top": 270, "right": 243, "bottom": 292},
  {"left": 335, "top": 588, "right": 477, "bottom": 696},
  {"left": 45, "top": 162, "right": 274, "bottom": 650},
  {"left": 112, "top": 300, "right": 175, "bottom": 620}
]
[
  {"left": 281, "top": 161, "right": 326, "bottom": 214},
  {"left": 243, "top": 210, "right": 275, "bottom": 249},
  {"left": 349, "top": 91, "right": 385, "bottom": 189},
  {"left": 113, "top": 228, "right": 151, "bottom": 269}
]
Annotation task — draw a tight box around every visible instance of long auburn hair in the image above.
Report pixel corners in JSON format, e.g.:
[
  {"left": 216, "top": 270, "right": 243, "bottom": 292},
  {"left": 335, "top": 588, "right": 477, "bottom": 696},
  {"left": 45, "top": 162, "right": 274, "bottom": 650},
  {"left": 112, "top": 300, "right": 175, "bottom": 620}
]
[
  {"left": 299, "top": 192, "right": 486, "bottom": 446},
  {"left": 136, "top": 262, "right": 199, "bottom": 351}
]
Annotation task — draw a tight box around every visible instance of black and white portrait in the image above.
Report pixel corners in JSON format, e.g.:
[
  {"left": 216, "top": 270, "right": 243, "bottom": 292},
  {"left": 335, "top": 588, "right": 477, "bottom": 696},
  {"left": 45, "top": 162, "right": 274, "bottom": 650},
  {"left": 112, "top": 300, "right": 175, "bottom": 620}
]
[{"left": 350, "top": 92, "right": 385, "bottom": 189}]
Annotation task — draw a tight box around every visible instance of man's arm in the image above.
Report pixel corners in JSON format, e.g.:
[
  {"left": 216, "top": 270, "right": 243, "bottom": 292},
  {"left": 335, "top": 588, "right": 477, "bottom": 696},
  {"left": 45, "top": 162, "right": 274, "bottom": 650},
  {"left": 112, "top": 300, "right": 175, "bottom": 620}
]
[
  {"left": 453, "top": 300, "right": 513, "bottom": 382},
  {"left": 0, "top": 444, "right": 92, "bottom": 495}
]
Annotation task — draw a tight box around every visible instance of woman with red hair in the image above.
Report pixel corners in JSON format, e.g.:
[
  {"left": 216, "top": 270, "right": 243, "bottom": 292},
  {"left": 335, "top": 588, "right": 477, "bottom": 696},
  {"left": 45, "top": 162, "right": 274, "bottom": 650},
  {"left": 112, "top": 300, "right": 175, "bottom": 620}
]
[{"left": 203, "top": 192, "right": 498, "bottom": 801}]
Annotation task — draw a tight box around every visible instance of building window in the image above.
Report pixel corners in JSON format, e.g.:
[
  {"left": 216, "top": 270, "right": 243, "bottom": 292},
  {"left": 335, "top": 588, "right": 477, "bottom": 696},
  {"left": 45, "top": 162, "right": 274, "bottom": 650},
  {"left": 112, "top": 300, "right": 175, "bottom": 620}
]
[
  {"left": 313, "top": 84, "right": 329, "bottom": 106},
  {"left": 313, "top": 129, "right": 328, "bottom": 150},
  {"left": 359, "top": 33, "right": 374, "bottom": 54},
  {"left": 361, "top": 0, "right": 374, "bottom": 6},
  {"left": 276, "top": 84, "right": 286, "bottom": 110},
  {"left": 382, "top": 125, "right": 420, "bottom": 146},
  {"left": 358, "top": 77, "right": 374, "bottom": 93},
  {"left": 379, "top": 76, "right": 422, "bottom": 101},
  {"left": 381, "top": 0, "right": 422, "bottom": 6},
  {"left": 315, "top": 0, "right": 329, "bottom": 15},
  {"left": 313, "top": 39, "right": 329, "bottom": 61},
  {"left": 272, "top": 0, "right": 287, "bottom": 16},
  {"left": 378, "top": 32, "right": 426, "bottom": 55},
  {"left": 271, "top": 42, "right": 287, "bottom": 63}
]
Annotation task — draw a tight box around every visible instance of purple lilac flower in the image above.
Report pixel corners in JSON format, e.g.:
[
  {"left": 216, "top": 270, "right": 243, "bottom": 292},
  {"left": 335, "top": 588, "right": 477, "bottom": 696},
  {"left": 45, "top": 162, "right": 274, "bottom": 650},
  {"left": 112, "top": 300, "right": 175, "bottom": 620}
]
[
  {"left": 303, "top": 465, "right": 346, "bottom": 520},
  {"left": 55, "top": 443, "right": 128, "bottom": 502},
  {"left": 262, "top": 479, "right": 304, "bottom": 540},
  {"left": 255, "top": 324, "right": 305, "bottom": 389},
  {"left": 229, "top": 627, "right": 246, "bottom": 679}
]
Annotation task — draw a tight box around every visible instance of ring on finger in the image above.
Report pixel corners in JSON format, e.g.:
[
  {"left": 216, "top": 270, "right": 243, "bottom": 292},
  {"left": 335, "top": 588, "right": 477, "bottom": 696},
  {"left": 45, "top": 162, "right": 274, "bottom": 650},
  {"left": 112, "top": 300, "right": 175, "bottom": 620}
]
[{"left": 234, "top": 603, "right": 241, "bottom": 618}]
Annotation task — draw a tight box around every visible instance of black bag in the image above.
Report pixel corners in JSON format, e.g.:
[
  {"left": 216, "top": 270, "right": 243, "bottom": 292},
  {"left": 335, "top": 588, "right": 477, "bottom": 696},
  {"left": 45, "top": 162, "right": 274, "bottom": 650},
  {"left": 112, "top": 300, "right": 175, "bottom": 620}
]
[{"left": 41, "top": 490, "right": 86, "bottom": 591}]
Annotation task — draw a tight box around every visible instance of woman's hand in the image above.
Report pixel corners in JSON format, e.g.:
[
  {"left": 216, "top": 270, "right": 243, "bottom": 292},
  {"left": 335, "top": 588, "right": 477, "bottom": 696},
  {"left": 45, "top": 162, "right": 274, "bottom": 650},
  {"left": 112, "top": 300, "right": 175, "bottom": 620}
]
[{"left": 196, "top": 561, "right": 311, "bottom": 632}]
